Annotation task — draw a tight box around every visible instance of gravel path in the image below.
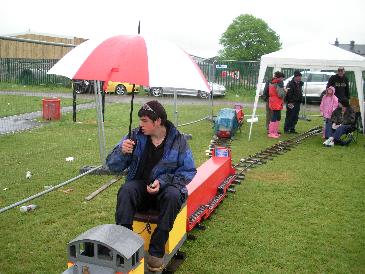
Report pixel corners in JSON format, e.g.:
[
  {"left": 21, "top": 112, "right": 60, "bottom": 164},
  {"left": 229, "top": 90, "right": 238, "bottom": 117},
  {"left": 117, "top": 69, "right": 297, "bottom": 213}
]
[{"left": 0, "top": 102, "right": 95, "bottom": 135}]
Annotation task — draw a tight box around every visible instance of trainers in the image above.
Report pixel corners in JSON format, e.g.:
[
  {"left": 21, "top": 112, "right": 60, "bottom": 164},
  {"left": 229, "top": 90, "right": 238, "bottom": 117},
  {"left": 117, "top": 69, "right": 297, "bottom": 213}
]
[
  {"left": 323, "top": 137, "right": 333, "bottom": 146},
  {"left": 326, "top": 140, "right": 334, "bottom": 147},
  {"left": 147, "top": 254, "right": 164, "bottom": 272}
]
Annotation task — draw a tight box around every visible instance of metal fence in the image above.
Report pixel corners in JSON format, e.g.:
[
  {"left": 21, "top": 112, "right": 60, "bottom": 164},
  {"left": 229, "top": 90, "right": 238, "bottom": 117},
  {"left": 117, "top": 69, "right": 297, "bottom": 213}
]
[
  {"left": 0, "top": 58, "right": 262, "bottom": 90},
  {"left": 1, "top": 57, "right": 362, "bottom": 97},
  {"left": 0, "top": 58, "right": 71, "bottom": 86},
  {"left": 198, "top": 60, "right": 260, "bottom": 89}
]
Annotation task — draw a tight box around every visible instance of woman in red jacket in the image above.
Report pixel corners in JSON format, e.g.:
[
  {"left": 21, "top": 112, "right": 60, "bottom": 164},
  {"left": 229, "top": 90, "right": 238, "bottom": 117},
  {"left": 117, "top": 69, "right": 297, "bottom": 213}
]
[{"left": 268, "top": 72, "right": 286, "bottom": 138}]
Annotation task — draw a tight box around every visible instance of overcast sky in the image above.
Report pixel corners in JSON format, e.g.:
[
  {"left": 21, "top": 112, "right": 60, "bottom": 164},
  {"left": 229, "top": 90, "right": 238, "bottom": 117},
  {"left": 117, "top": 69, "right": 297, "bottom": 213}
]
[{"left": 1, "top": 0, "right": 365, "bottom": 58}]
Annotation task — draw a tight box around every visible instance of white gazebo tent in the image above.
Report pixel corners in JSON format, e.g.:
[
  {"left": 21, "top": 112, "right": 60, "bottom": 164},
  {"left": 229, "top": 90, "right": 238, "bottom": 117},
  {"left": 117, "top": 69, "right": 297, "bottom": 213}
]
[{"left": 249, "top": 42, "right": 365, "bottom": 140}]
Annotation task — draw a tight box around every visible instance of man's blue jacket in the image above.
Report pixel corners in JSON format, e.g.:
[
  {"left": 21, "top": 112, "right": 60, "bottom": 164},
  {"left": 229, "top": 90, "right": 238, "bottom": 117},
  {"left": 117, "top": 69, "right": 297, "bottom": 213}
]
[{"left": 106, "top": 121, "right": 196, "bottom": 196}]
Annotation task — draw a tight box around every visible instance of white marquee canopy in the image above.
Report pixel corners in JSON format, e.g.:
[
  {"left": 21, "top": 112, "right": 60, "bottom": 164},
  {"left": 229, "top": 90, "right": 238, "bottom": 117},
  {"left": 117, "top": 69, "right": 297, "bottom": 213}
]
[{"left": 249, "top": 42, "right": 365, "bottom": 140}]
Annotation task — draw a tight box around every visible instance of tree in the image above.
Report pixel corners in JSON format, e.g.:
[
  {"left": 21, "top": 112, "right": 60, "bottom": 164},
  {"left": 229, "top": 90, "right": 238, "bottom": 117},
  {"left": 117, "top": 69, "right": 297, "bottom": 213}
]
[{"left": 219, "top": 14, "right": 281, "bottom": 61}]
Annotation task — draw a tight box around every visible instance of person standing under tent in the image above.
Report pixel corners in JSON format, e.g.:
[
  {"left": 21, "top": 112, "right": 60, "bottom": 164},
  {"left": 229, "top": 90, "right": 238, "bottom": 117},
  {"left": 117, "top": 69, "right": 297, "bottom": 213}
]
[
  {"left": 268, "top": 72, "right": 286, "bottom": 138},
  {"left": 326, "top": 66, "right": 350, "bottom": 102},
  {"left": 284, "top": 70, "right": 304, "bottom": 133},
  {"left": 320, "top": 86, "right": 338, "bottom": 139},
  {"left": 262, "top": 79, "right": 271, "bottom": 133},
  {"left": 263, "top": 71, "right": 283, "bottom": 134},
  {"left": 106, "top": 100, "right": 196, "bottom": 272}
]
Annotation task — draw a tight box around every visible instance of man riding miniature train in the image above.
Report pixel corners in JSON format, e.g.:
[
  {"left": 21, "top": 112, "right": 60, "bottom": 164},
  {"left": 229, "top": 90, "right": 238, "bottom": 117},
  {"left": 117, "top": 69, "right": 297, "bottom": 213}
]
[{"left": 106, "top": 100, "right": 196, "bottom": 272}]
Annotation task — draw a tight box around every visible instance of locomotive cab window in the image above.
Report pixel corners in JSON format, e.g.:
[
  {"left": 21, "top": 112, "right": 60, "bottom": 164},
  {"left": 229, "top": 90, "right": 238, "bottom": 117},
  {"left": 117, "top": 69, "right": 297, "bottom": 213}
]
[
  {"left": 117, "top": 254, "right": 125, "bottom": 266},
  {"left": 79, "top": 242, "right": 94, "bottom": 257},
  {"left": 131, "top": 250, "right": 139, "bottom": 266},
  {"left": 135, "top": 250, "right": 139, "bottom": 262},
  {"left": 132, "top": 253, "right": 136, "bottom": 266},
  {"left": 97, "top": 244, "right": 113, "bottom": 261},
  {"left": 69, "top": 244, "right": 76, "bottom": 258}
]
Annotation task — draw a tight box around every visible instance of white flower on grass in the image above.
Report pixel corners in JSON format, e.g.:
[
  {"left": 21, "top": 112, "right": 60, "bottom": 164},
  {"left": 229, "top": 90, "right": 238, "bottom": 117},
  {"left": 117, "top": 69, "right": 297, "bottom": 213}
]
[
  {"left": 26, "top": 171, "right": 32, "bottom": 179},
  {"left": 65, "top": 157, "right": 74, "bottom": 162}
]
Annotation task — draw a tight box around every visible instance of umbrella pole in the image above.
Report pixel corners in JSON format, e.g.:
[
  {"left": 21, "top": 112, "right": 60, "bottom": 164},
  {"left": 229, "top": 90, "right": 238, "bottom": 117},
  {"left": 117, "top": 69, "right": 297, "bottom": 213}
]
[
  {"left": 127, "top": 21, "right": 140, "bottom": 139},
  {"left": 94, "top": 80, "right": 107, "bottom": 165},
  {"left": 127, "top": 22, "right": 140, "bottom": 139},
  {"left": 128, "top": 84, "right": 136, "bottom": 139}
]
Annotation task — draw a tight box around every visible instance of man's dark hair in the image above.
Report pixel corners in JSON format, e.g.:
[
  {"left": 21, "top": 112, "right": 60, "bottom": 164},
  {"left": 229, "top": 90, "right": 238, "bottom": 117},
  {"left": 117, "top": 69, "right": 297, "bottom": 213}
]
[{"left": 138, "top": 100, "right": 167, "bottom": 125}]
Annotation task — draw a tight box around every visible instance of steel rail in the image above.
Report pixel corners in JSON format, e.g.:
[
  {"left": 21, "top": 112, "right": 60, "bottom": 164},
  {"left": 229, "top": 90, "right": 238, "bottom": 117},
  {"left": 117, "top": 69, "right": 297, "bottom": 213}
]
[
  {"left": 207, "top": 126, "right": 322, "bottom": 185},
  {"left": 0, "top": 165, "right": 102, "bottom": 214}
]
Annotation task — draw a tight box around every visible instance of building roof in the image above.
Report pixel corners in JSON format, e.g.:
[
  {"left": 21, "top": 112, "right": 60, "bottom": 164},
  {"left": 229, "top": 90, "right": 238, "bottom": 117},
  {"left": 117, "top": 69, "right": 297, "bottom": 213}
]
[
  {"left": 4, "top": 31, "right": 80, "bottom": 40},
  {"left": 336, "top": 44, "right": 365, "bottom": 56},
  {"left": 2, "top": 31, "right": 87, "bottom": 45},
  {"left": 333, "top": 39, "right": 365, "bottom": 56}
]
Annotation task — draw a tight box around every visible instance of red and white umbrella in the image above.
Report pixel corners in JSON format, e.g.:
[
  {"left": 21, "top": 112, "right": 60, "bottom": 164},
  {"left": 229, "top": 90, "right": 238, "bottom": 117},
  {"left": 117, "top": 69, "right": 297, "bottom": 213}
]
[{"left": 48, "top": 34, "right": 209, "bottom": 92}]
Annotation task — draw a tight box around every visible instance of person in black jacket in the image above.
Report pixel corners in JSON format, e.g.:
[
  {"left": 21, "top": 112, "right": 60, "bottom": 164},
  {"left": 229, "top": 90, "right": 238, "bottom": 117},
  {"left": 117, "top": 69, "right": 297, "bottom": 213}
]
[
  {"left": 323, "top": 98, "right": 355, "bottom": 147},
  {"left": 326, "top": 66, "right": 350, "bottom": 102},
  {"left": 284, "top": 70, "right": 304, "bottom": 133}
]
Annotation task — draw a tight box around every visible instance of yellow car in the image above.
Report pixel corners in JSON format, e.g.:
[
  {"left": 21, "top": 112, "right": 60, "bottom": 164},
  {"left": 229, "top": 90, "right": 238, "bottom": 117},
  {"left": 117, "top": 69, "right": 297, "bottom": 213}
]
[{"left": 104, "top": 81, "right": 140, "bottom": 95}]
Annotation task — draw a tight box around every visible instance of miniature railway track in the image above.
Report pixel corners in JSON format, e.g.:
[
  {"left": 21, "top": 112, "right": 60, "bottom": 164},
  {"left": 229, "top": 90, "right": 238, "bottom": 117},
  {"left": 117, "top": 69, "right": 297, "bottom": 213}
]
[
  {"left": 207, "top": 126, "right": 322, "bottom": 185},
  {"left": 188, "top": 126, "right": 322, "bottom": 231},
  {"left": 164, "top": 127, "right": 322, "bottom": 272}
]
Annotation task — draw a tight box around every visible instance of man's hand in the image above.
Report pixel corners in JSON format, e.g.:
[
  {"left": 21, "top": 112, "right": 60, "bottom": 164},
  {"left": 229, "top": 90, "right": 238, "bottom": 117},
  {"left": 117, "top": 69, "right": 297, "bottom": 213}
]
[
  {"left": 121, "top": 139, "right": 135, "bottom": 154},
  {"left": 332, "top": 123, "right": 340, "bottom": 129},
  {"left": 147, "top": 180, "right": 160, "bottom": 194}
]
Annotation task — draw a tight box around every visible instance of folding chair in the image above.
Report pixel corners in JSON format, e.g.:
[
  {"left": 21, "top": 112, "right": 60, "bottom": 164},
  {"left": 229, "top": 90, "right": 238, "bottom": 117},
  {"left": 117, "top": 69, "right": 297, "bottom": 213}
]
[{"left": 340, "top": 112, "right": 362, "bottom": 145}]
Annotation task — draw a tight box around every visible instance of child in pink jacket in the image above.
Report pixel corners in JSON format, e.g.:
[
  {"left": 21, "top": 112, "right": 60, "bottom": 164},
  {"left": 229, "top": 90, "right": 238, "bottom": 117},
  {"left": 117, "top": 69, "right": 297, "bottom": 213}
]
[{"left": 320, "top": 86, "right": 338, "bottom": 139}]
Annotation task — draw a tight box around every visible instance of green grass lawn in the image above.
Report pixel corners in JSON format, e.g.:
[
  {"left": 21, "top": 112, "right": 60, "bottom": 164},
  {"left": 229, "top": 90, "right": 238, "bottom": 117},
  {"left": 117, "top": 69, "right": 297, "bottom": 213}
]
[
  {"left": 222, "top": 86, "right": 256, "bottom": 102},
  {"left": 0, "top": 95, "right": 93, "bottom": 117},
  {"left": 0, "top": 82, "right": 72, "bottom": 93},
  {"left": 0, "top": 102, "right": 364, "bottom": 274}
]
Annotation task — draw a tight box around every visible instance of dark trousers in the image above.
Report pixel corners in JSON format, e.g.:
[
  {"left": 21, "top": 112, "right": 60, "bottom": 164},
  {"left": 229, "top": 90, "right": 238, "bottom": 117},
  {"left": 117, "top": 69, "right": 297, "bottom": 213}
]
[
  {"left": 271, "top": 110, "right": 281, "bottom": 122},
  {"left": 115, "top": 180, "right": 184, "bottom": 257},
  {"left": 330, "top": 124, "right": 352, "bottom": 141},
  {"left": 324, "top": 118, "right": 332, "bottom": 139},
  {"left": 284, "top": 102, "right": 300, "bottom": 132}
]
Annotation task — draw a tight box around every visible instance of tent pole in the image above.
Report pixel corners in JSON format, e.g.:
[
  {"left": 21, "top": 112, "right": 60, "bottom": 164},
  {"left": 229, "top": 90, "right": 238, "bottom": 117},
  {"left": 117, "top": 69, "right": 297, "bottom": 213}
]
[
  {"left": 173, "top": 88, "right": 178, "bottom": 125},
  {"left": 299, "top": 70, "right": 311, "bottom": 121}
]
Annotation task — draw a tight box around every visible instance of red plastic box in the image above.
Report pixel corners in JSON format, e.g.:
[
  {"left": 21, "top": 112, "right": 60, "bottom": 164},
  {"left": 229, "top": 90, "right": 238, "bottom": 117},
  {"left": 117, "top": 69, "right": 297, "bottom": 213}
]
[{"left": 42, "top": 98, "right": 61, "bottom": 120}]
